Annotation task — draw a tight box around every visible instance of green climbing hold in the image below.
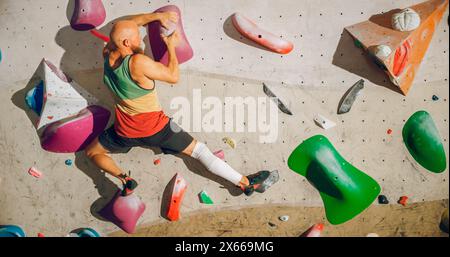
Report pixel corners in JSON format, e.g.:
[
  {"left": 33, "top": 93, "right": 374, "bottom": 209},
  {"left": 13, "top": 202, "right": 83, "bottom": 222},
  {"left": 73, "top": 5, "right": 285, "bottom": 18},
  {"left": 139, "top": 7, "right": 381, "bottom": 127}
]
[
  {"left": 287, "top": 135, "right": 381, "bottom": 225},
  {"left": 353, "top": 39, "right": 363, "bottom": 49},
  {"left": 199, "top": 190, "right": 214, "bottom": 204},
  {"left": 402, "top": 111, "right": 447, "bottom": 173}
]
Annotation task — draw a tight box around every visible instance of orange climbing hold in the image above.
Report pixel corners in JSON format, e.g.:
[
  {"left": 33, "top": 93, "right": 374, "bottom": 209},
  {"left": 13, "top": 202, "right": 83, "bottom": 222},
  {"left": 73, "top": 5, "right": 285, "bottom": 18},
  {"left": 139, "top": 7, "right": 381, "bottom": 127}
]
[
  {"left": 345, "top": 0, "right": 449, "bottom": 95},
  {"left": 153, "top": 158, "right": 161, "bottom": 166}
]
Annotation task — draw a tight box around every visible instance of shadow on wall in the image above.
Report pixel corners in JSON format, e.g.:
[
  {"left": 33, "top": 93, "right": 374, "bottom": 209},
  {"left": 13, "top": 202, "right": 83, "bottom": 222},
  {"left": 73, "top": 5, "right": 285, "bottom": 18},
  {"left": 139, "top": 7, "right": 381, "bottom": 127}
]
[
  {"left": 332, "top": 30, "right": 403, "bottom": 95},
  {"left": 74, "top": 151, "right": 119, "bottom": 221},
  {"left": 10, "top": 67, "right": 45, "bottom": 134},
  {"left": 223, "top": 15, "right": 272, "bottom": 53}
]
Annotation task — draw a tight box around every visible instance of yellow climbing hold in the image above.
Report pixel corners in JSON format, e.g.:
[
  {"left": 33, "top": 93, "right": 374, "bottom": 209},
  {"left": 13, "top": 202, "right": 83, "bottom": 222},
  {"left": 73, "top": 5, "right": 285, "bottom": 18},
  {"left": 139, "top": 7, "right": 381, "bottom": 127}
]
[{"left": 222, "top": 137, "right": 236, "bottom": 149}]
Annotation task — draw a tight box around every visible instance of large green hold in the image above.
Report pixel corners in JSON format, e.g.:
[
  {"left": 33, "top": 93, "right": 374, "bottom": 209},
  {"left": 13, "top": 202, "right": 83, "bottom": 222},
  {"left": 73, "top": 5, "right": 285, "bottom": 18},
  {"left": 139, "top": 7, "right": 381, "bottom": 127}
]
[
  {"left": 288, "top": 135, "right": 381, "bottom": 225},
  {"left": 403, "top": 111, "right": 447, "bottom": 173}
]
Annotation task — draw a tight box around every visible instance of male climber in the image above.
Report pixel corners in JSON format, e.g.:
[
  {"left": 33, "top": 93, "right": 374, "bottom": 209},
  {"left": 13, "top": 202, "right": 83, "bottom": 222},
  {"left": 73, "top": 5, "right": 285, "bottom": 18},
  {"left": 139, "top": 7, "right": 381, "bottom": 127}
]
[{"left": 85, "top": 12, "right": 278, "bottom": 197}]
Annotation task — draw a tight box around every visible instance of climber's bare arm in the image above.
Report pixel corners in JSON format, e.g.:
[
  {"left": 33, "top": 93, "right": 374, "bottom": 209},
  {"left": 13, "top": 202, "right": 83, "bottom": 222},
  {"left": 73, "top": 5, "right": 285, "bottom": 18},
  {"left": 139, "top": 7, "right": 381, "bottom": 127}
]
[
  {"left": 127, "top": 12, "right": 178, "bottom": 28},
  {"left": 130, "top": 31, "right": 180, "bottom": 88}
]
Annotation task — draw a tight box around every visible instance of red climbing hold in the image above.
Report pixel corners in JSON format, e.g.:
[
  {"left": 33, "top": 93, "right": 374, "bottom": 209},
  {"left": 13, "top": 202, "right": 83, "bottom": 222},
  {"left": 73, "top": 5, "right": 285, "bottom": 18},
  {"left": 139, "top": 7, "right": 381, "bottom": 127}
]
[
  {"left": 301, "top": 223, "right": 324, "bottom": 237},
  {"left": 37, "top": 233, "right": 45, "bottom": 237},
  {"left": 398, "top": 196, "right": 409, "bottom": 206},
  {"left": 387, "top": 129, "right": 393, "bottom": 135},
  {"left": 90, "top": 29, "right": 110, "bottom": 43},
  {"left": 393, "top": 40, "right": 411, "bottom": 77},
  {"left": 166, "top": 173, "right": 187, "bottom": 221},
  {"left": 154, "top": 158, "right": 161, "bottom": 166}
]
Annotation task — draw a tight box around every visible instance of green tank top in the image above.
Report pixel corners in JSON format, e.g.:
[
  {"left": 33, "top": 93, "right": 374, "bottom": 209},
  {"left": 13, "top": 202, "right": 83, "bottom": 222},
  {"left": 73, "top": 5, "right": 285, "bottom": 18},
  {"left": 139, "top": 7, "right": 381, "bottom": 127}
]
[{"left": 103, "top": 54, "right": 153, "bottom": 101}]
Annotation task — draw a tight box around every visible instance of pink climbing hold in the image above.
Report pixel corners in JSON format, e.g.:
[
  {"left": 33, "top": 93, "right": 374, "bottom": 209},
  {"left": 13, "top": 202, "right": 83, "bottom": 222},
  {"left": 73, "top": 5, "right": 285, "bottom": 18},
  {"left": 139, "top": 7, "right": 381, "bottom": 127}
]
[
  {"left": 232, "top": 13, "right": 294, "bottom": 54},
  {"left": 28, "top": 167, "right": 43, "bottom": 178},
  {"left": 213, "top": 150, "right": 225, "bottom": 160},
  {"left": 147, "top": 5, "right": 193, "bottom": 66},
  {"left": 99, "top": 190, "right": 146, "bottom": 234},
  {"left": 70, "top": 0, "right": 106, "bottom": 31},
  {"left": 40, "top": 105, "right": 110, "bottom": 153}
]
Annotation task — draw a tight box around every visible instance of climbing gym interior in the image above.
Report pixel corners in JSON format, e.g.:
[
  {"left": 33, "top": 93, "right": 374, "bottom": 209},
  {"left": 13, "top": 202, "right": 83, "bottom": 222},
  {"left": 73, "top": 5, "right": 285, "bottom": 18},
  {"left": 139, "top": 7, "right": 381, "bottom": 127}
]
[{"left": 0, "top": 0, "right": 448, "bottom": 238}]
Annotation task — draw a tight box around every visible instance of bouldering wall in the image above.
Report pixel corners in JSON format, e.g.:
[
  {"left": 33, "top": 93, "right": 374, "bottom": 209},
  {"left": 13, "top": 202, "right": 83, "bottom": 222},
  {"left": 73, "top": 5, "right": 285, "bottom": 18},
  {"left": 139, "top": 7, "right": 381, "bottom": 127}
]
[{"left": 0, "top": 0, "right": 448, "bottom": 236}]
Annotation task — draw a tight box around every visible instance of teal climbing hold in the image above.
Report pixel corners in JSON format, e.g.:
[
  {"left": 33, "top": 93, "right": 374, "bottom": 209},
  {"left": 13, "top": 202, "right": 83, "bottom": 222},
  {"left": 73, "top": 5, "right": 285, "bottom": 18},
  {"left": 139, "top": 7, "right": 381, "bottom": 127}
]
[
  {"left": 76, "top": 228, "right": 100, "bottom": 237},
  {"left": 403, "top": 111, "right": 447, "bottom": 173},
  {"left": 25, "top": 80, "right": 44, "bottom": 116},
  {"left": 0, "top": 225, "right": 26, "bottom": 237},
  {"left": 288, "top": 135, "right": 381, "bottom": 225},
  {"left": 65, "top": 159, "right": 73, "bottom": 166},
  {"left": 0, "top": 48, "right": 2, "bottom": 63}
]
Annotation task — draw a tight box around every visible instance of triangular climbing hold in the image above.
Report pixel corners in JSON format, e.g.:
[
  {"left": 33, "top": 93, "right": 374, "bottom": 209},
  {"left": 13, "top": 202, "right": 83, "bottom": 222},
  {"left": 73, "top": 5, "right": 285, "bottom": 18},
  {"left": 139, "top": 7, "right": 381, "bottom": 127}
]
[
  {"left": 345, "top": 0, "right": 449, "bottom": 95},
  {"left": 198, "top": 190, "right": 214, "bottom": 204},
  {"left": 34, "top": 59, "right": 98, "bottom": 129}
]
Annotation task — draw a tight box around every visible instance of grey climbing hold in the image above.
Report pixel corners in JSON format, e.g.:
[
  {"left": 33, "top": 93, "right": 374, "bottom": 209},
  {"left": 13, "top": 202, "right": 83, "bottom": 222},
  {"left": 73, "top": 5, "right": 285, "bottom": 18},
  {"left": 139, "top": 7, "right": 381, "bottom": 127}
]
[
  {"left": 432, "top": 95, "right": 439, "bottom": 101},
  {"left": 262, "top": 83, "right": 293, "bottom": 115},
  {"left": 279, "top": 215, "right": 289, "bottom": 222},
  {"left": 338, "top": 79, "right": 365, "bottom": 115},
  {"left": 256, "top": 170, "right": 280, "bottom": 193}
]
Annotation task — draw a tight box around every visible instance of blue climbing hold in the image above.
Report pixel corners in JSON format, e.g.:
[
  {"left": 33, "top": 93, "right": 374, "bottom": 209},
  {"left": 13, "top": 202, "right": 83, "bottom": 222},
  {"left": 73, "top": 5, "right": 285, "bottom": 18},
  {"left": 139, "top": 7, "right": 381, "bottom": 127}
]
[
  {"left": 432, "top": 95, "right": 439, "bottom": 101},
  {"left": 25, "top": 80, "right": 44, "bottom": 116},
  {"left": 0, "top": 225, "right": 26, "bottom": 237},
  {"left": 65, "top": 159, "right": 73, "bottom": 166}
]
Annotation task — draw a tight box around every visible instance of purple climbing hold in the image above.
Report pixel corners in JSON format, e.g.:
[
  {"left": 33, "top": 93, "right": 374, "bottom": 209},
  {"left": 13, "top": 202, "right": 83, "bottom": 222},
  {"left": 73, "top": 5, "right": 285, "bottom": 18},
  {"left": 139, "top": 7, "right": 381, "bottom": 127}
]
[
  {"left": 70, "top": 0, "right": 106, "bottom": 31},
  {"left": 40, "top": 105, "right": 110, "bottom": 153},
  {"left": 99, "top": 190, "right": 146, "bottom": 234},
  {"left": 147, "top": 5, "right": 193, "bottom": 65}
]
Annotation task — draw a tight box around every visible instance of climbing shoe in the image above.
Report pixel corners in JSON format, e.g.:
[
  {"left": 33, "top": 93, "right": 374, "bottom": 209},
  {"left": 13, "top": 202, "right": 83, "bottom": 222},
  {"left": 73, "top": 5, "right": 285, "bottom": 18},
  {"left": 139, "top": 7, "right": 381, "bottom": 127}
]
[
  {"left": 241, "top": 170, "right": 280, "bottom": 196},
  {"left": 119, "top": 174, "right": 139, "bottom": 197}
]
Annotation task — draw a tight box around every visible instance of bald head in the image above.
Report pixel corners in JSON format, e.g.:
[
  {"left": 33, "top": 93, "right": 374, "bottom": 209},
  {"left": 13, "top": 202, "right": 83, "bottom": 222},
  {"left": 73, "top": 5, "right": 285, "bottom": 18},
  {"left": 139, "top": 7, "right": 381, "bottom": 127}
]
[{"left": 110, "top": 20, "right": 143, "bottom": 53}]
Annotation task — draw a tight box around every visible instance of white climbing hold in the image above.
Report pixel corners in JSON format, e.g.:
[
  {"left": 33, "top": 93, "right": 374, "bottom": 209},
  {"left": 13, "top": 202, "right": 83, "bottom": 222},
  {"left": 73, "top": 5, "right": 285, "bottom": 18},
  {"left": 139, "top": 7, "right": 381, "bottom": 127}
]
[
  {"left": 370, "top": 45, "right": 392, "bottom": 60},
  {"left": 366, "top": 233, "right": 380, "bottom": 237},
  {"left": 313, "top": 114, "right": 336, "bottom": 130},
  {"left": 392, "top": 8, "right": 421, "bottom": 32},
  {"left": 279, "top": 215, "right": 289, "bottom": 222},
  {"left": 388, "top": 73, "right": 401, "bottom": 87}
]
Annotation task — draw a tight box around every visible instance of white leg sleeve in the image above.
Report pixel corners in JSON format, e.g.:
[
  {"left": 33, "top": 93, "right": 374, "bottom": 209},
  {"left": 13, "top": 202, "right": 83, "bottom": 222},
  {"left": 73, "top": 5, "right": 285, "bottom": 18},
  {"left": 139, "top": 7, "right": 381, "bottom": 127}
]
[{"left": 191, "top": 142, "right": 243, "bottom": 186}]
